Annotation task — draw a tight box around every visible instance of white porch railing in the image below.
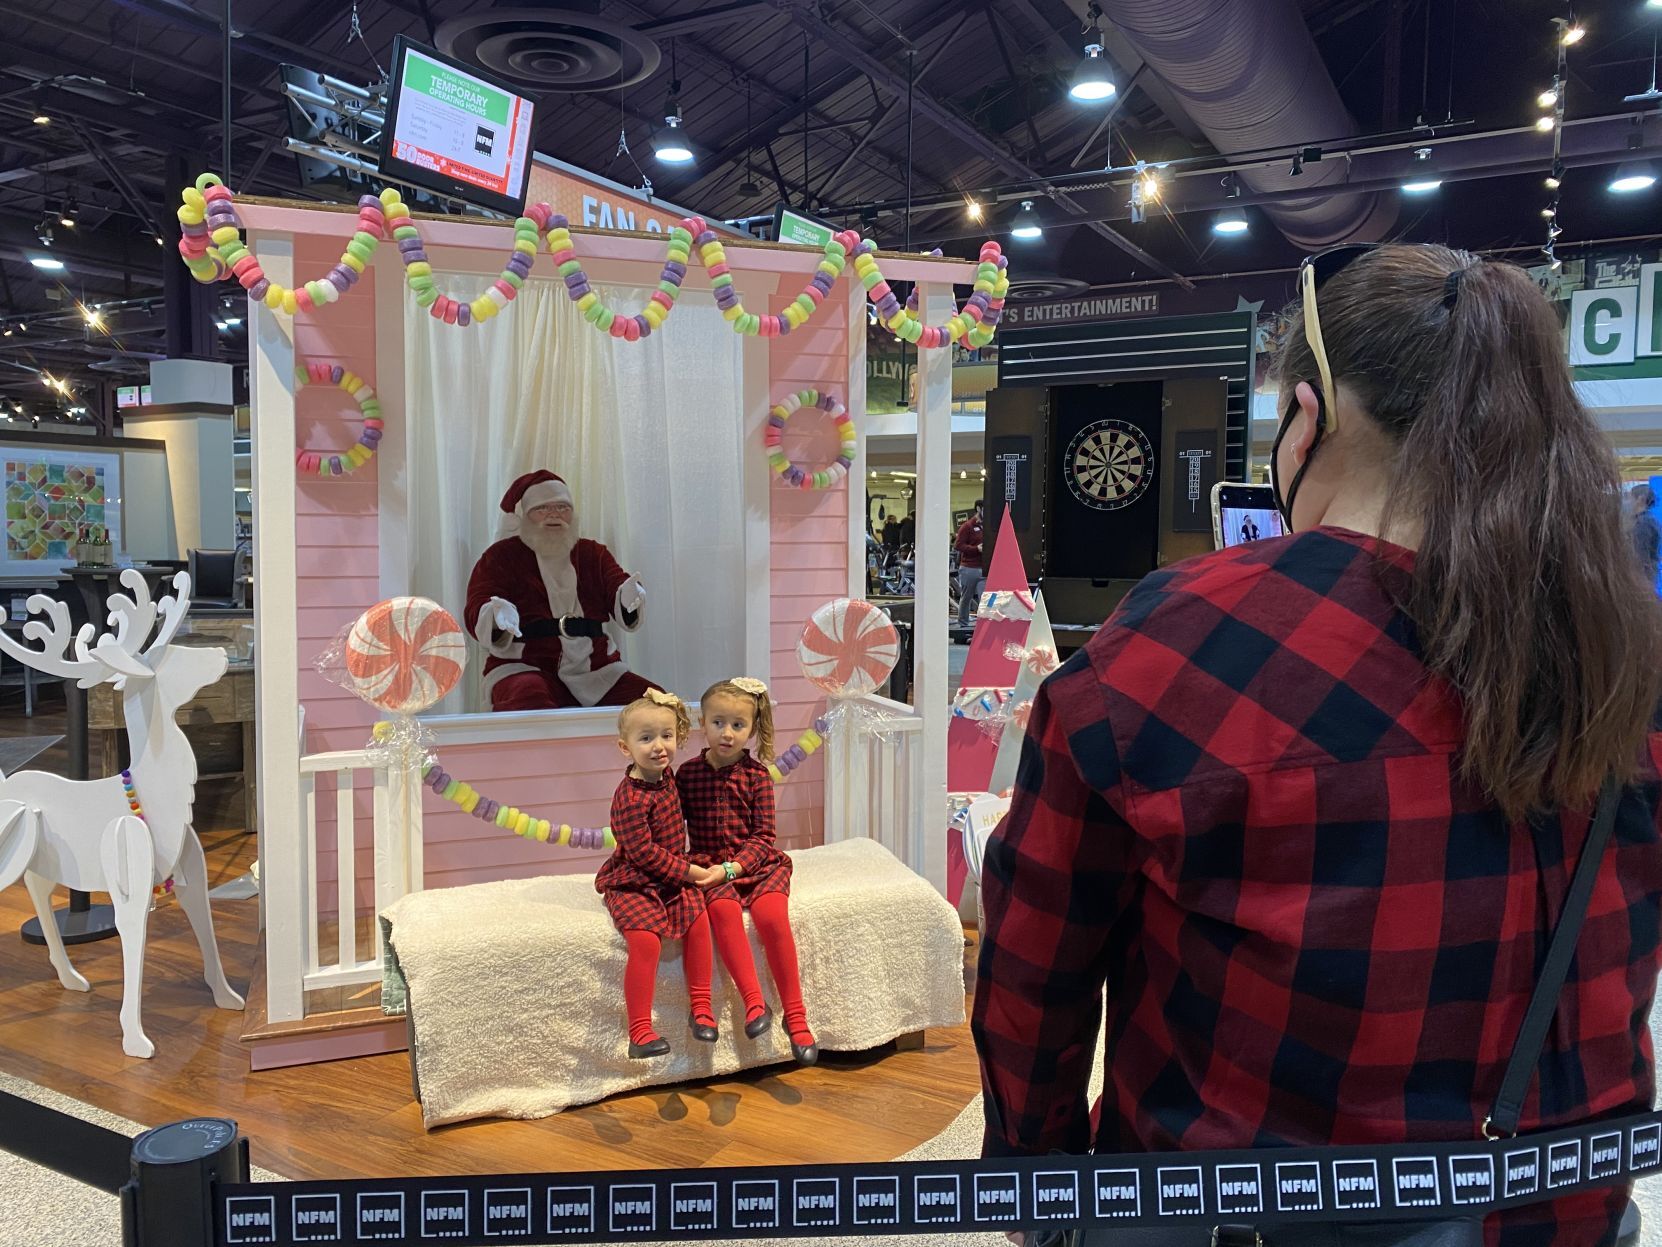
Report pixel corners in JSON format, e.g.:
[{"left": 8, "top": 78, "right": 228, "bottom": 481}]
[
  {"left": 290, "top": 748, "right": 425, "bottom": 1000},
  {"left": 822, "top": 695, "right": 934, "bottom": 887}
]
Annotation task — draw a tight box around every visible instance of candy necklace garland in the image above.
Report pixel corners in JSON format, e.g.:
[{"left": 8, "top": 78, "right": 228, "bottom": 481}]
[
  {"left": 419, "top": 715, "right": 832, "bottom": 849},
  {"left": 175, "top": 174, "right": 390, "bottom": 315},
  {"left": 901, "top": 246, "right": 1011, "bottom": 349},
  {"left": 396, "top": 199, "right": 550, "bottom": 327},
  {"left": 766, "top": 390, "right": 855, "bottom": 491},
  {"left": 294, "top": 360, "right": 384, "bottom": 477},
  {"left": 121, "top": 769, "right": 174, "bottom": 900},
  {"left": 544, "top": 213, "right": 850, "bottom": 341}
]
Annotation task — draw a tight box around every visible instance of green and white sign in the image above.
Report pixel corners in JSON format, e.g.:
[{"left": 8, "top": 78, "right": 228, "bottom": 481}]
[
  {"left": 1569, "top": 263, "right": 1662, "bottom": 367},
  {"left": 775, "top": 207, "right": 835, "bottom": 249},
  {"left": 403, "top": 52, "right": 512, "bottom": 126}
]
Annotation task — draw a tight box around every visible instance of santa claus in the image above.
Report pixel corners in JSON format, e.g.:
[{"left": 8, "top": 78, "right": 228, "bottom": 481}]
[{"left": 464, "top": 470, "right": 661, "bottom": 711}]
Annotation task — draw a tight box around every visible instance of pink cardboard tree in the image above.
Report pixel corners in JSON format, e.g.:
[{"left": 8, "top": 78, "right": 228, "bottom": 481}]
[{"left": 946, "top": 508, "right": 1032, "bottom": 903}]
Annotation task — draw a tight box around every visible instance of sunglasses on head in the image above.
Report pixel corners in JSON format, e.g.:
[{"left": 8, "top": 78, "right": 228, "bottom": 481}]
[{"left": 1295, "top": 243, "right": 1380, "bottom": 435}]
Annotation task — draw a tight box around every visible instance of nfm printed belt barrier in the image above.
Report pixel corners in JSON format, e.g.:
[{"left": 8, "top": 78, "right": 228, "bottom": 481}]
[{"left": 4, "top": 1092, "right": 1658, "bottom": 1247}]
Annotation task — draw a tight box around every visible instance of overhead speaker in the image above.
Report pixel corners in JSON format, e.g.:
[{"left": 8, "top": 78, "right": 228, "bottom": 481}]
[
  {"left": 435, "top": 7, "right": 662, "bottom": 92},
  {"left": 1004, "top": 276, "right": 1089, "bottom": 301}
]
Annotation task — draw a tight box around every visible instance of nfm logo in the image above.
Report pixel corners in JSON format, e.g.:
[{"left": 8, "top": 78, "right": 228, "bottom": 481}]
[
  {"left": 419, "top": 1190, "right": 468, "bottom": 1238},
  {"left": 608, "top": 1185, "right": 655, "bottom": 1235},
  {"left": 483, "top": 1188, "right": 532, "bottom": 1236},
  {"left": 357, "top": 1193, "right": 405, "bottom": 1240},
  {"left": 1032, "top": 1172, "right": 1080, "bottom": 1220},
  {"left": 853, "top": 1177, "right": 900, "bottom": 1226},
  {"left": 1155, "top": 1166, "right": 1204, "bottom": 1217},
  {"left": 670, "top": 1182, "right": 718, "bottom": 1233},
  {"left": 1633, "top": 1124, "right": 1662, "bottom": 1172},
  {"left": 1590, "top": 1133, "right": 1624, "bottom": 1181},
  {"left": 1215, "top": 1164, "right": 1263, "bottom": 1216},
  {"left": 733, "top": 1180, "right": 780, "bottom": 1230},
  {"left": 545, "top": 1187, "right": 594, "bottom": 1236},
  {"left": 1391, "top": 1158, "right": 1440, "bottom": 1208},
  {"left": 793, "top": 1178, "right": 839, "bottom": 1227},
  {"left": 1548, "top": 1141, "right": 1583, "bottom": 1190},
  {"left": 1504, "top": 1149, "right": 1541, "bottom": 1199},
  {"left": 914, "top": 1175, "right": 961, "bottom": 1224},
  {"left": 1449, "top": 1157, "right": 1495, "bottom": 1206},
  {"left": 973, "top": 1174, "right": 1020, "bottom": 1223},
  {"left": 1095, "top": 1169, "right": 1141, "bottom": 1219},
  {"left": 291, "top": 1194, "right": 341, "bottom": 1243},
  {"left": 225, "top": 1196, "right": 277, "bottom": 1245},
  {"left": 1332, "top": 1160, "right": 1381, "bottom": 1211},
  {"left": 1275, "top": 1162, "right": 1321, "bottom": 1213}
]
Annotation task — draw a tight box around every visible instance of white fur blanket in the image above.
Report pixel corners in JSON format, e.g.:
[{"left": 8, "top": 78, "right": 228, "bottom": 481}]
[{"left": 382, "top": 838, "right": 966, "bottom": 1128}]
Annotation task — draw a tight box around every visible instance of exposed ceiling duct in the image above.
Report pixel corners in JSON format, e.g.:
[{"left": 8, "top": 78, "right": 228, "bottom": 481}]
[{"left": 1096, "top": 0, "right": 1397, "bottom": 249}]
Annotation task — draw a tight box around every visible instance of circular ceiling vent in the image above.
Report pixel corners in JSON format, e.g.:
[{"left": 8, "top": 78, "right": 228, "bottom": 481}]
[
  {"left": 1004, "top": 276, "right": 1090, "bottom": 301},
  {"left": 435, "top": 8, "right": 662, "bottom": 93}
]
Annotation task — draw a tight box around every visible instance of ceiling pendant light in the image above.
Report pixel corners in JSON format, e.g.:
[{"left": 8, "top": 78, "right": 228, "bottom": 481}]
[
  {"left": 1609, "top": 161, "right": 1658, "bottom": 193},
  {"left": 1212, "top": 206, "right": 1249, "bottom": 235},
  {"left": 1069, "top": 3, "right": 1116, "bottom": 102},
  {"left": 654, "top": 43, "right": 694, "bottom": 165},
  {"left": 1011, "top": 200, "right": 1044, "bottom": 240},
  {"left": 1401, "top": 179, "right": 1442, "bottom": 194}
]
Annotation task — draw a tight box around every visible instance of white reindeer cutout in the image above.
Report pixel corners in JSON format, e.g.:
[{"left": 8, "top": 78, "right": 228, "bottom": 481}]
[{"left": 0, "top": 569, "right": 243, "bottom": 1058}]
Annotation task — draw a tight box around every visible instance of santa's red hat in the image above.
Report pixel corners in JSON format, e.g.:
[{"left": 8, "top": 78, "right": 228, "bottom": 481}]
[{"left": 499, "top": 470, "right": 573, "bottom": 515}]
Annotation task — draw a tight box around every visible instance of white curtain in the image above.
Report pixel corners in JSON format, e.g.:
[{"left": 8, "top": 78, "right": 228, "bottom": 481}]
[{"left": 404, "top": 278, "right": 746, "bottom": 713}]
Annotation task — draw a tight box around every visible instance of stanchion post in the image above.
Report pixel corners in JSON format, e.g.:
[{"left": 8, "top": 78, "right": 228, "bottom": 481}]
[{"left": 121, "top": 1119, "right": 246, "bottom": 1247}]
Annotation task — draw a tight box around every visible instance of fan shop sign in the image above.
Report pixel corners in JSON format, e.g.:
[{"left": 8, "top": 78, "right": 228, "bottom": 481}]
[
  {"left": 524, "top": 156, "right": 739, "bottom": 237},
  {"left": 1569, "top": 263, "right": 1662, "bottom": 366}
]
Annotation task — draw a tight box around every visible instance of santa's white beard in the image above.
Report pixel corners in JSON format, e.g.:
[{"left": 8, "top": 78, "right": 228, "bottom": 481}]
[{"left": 519, "top": 522, "right": 580, "bottom": 616}]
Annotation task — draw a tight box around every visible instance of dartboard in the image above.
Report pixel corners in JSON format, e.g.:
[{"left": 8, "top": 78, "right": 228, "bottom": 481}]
[{"left": 1065, "top": 419, "right": 1154, "bottom": 510}]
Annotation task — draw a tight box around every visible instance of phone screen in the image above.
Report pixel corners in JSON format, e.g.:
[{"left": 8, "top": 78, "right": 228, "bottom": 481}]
[{"left": 1215, "top": 484, "right": 1285, "bottom": 550}]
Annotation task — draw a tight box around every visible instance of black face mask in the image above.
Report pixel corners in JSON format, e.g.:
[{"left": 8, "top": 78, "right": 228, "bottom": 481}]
[{"left": 1268, "top": 391, "right": 1327, "bottom": 531}]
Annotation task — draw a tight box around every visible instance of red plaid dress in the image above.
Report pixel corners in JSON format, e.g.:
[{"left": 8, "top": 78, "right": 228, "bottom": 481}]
[
  {"left": 594, "top": 769, "right": 706, "bottom": 939},
  {"left": 677, "top": 751, "right": 792, "bottom": 907},
  {"left": 973, "top": 527, "right": 1662, "bottom": 1247}
]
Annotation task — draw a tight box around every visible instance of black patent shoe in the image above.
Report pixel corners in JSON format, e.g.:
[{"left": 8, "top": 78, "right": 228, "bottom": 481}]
[
  {"left": 743, "top": 1005, "right": 773, "bottom": 1039},
  {"left": 783, "top": 1018, "right": 819, "bottom": 1066},
  {"left": 628, "top": 1036, "right": 670, "bottom": 1059},
  {"left": 689, "top": 1011, "right": 718, "bottom": 1043}
]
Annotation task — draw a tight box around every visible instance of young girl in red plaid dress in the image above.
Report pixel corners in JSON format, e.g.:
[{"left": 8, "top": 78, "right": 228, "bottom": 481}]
[
  {"left": 678, "top": 678, "right": 817, "bottom": 1065},
  {"left": 595, "top": 691, "right": 725, "bottom": 1059}
]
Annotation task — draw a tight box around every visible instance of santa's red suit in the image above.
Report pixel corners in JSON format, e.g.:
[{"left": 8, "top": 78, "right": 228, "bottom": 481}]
[{"left": 464, "top": 470, "right": 661, "bottom": 710}]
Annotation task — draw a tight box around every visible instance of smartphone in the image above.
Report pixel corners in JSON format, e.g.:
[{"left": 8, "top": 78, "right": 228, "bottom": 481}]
[{"left": 1211, "top": 482, "right": 1286, "bottom": 551}]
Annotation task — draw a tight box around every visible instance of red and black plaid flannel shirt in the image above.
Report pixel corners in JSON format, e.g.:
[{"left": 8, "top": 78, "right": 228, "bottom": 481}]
[
  {"left": 677, "top": 751, "right": 792, "bottom": 907},
  {"left": 973, "top": 527, "right": 1662, "bottom": 1245},
  {"left": 595, "top": 769, "right": 706, "bottom": 939}
]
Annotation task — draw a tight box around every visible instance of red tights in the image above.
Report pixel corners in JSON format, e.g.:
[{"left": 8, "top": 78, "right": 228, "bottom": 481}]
[
  {"left": 622, "top": 916, "right": 712, "bottom": 1046},
  {"left": 709, "top": 893, "right": 814, "bottom": 1046}
]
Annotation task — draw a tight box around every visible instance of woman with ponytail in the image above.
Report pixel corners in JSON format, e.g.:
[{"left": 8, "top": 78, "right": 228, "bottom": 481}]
[{"left": 974, "top": 244, "right": 1662, "bottom": 1245}]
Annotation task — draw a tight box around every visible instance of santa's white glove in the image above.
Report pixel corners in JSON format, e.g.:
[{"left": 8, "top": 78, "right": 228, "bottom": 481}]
[
  {"left": 488, "top": 597, "right": 521, "bottom": 638},
  {"left": 619, "top": 577, "right": 646, "bottom": 613}
]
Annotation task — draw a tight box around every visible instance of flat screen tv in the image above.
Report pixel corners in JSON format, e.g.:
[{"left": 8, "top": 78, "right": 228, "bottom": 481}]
[{"left": 378, "top": 36, "right": 536, "bottom": 216}]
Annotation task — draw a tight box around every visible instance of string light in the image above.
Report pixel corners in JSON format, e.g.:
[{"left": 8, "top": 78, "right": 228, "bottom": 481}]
[{"left": 965, "top": 198, "right": 984, "bottom": 222}]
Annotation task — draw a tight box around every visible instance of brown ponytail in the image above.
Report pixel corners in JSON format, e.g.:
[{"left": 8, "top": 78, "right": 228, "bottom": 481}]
[{"left": 1277, "top": 244, "right": 1662, "bottom": 821}]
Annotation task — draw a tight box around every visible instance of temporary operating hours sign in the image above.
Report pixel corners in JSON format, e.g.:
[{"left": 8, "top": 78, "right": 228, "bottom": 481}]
[{"left": 390, "top": 47, "right": 533, "bottom": 201}]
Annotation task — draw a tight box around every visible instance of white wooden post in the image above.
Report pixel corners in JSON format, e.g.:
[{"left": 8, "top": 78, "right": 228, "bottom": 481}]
[
  {"left": 846, "top": 280, "right": 869, "bottom": 598},
  {"left": 374, "top": 250, "right": 409, "bottom": 599},
  {"left": 250, "top": 234, "right": 307, "bottom": 1023},
  {"left": 912, "top": 284, "right": 952, "bottom": 895},
  {"left": 740, "top": 277, "right": 778, "bottom": 679}
]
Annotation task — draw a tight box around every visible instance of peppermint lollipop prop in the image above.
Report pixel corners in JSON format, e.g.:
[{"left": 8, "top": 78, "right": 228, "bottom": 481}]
[
  {"left": 785, "top": 597, "right": 903, "bottom": 776},
  {"left": 317, "top": 596, "right": 467, "bottom": 769}
]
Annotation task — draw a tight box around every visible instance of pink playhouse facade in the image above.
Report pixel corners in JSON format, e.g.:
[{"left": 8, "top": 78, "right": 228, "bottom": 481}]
[{"left": 244, "top": 204, "right": 965, "bottom": 1064}]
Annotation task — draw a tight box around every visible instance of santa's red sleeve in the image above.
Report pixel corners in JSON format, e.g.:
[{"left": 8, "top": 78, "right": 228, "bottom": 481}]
[
  {"left": 585, "top": 541, "right": 643, "bottom": 632},
  {"left": 464, "top": 543, "right": 518, "bottom": 654}
]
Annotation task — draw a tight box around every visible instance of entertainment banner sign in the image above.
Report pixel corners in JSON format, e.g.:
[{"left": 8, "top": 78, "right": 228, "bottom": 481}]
[{"left": 1004, "top": 291, "right": 1162, "bottom": 328}]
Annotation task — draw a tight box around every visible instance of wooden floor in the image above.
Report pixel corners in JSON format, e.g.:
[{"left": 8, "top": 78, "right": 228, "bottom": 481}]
[{"left": 0, "top": 793, "right": 985, "bottom": 1182}]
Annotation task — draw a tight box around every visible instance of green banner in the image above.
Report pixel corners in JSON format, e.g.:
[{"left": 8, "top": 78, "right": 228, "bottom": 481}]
[
  {"left": 404, "top": 52, "right": 511, "bottom": 125},
  {"left": 776, "top": 208, "right": 834, "bottom": 249}
]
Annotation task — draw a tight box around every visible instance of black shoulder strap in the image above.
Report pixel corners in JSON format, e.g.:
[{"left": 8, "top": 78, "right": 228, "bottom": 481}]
[{"left": 1487, "top": 776, "right": 1622, "bottom": 1138}]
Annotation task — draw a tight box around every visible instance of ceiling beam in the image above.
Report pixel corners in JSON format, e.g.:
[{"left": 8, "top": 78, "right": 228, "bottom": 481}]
[
  {"left": 637, "top": 2, "right": 775, "bottom": 38},
  {"left": 776, "top": 0, "right": 1194, "bottom": 286},
  {"left": 104, "top": 0, "right": 366, "bottom": 81}
]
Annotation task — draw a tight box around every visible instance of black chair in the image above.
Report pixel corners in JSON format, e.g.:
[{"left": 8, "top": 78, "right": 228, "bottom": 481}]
[{"left": 188, "top": 548, "right": 240, "bottom": 608}]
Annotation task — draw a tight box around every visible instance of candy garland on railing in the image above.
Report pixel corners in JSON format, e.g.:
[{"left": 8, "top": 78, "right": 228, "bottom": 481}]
[
  {"left": 176, "top": 175, "right": 390, "bottom": 314},
  {"left": 902, "top": 244, "right": 1011, "bottom": 349}
]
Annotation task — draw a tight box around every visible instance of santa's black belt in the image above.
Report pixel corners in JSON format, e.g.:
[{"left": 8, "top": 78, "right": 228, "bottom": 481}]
[{"left": 520, "top": 617, "right": 607, "bottom": 640}]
